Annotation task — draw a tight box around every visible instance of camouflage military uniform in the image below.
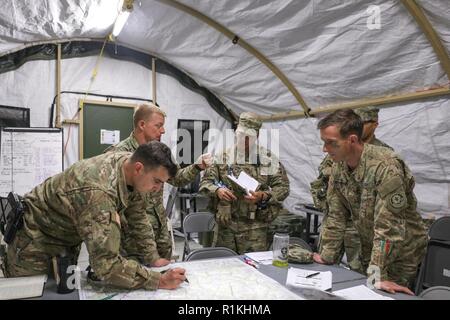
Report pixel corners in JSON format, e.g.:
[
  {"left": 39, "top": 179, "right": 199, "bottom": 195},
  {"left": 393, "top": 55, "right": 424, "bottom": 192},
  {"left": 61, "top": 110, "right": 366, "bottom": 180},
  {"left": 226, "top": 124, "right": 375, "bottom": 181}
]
[
  {"left": 311, "top": 107, "right": 394, "bottom": 271},
  {"left": 199, "top": 146, "right": 290, "bottom": 254},
  {"left": 105, "top": 132, "right": 200, "bottom": 261},
  {"left": 320, "top": 144, "right": 427, "bottom": 287},
  {"left": 3, "top": 152, "right": 163, "bottom": 290}
]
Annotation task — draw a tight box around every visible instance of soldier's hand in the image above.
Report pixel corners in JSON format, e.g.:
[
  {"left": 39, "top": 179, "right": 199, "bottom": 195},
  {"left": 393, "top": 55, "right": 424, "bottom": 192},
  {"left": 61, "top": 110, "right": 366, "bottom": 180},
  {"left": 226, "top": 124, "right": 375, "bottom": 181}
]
[
  {"left": 244, "top": 191, "right": 265, "bottom": 204},
  {"left": 158, "top": 268, "right": 186, "bottom": 290},
  {"left": 151, "top": 258, "right": 171, "bottom": 267},
  {"left": 217, "top": 210, "right": 231, "bottom": 225},
  {"left": 376, "top": 280, "right": 415, "bottom": 295},
  {"left": 313, "top": 253, "right": 332, "bottom": 265},
  {"left": 216, "top": 187, "right": 237, "bottom": 201},
  {"left": 195, "top": 153, "right": 213, "bottom": 170}
]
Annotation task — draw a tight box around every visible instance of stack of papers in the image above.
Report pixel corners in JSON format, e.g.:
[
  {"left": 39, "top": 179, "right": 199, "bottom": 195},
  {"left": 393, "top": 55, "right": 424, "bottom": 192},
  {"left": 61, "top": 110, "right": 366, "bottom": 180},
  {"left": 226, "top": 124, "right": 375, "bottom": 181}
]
[
  {"left": 244, "top": 251, "right": 273, "bottom": 265},
  {"left": 333, "top": 285, "right": 394, "bottom": 300},
  {"left": 0, "top": 274, "right": 47, "bottom": 300},
  {"left": 286, "top": 268, "right": 332, "bottom": 291},
  {"left": 227, "top": 171, "right": 259, "bottom": 195}
]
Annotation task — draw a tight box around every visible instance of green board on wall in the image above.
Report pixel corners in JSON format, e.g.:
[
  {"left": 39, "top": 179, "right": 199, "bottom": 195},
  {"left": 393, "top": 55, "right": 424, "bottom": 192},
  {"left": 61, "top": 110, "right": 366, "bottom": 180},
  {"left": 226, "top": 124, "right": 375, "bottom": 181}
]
[{"left": 81, "top": 100, "right": 135, "bottom": 159}]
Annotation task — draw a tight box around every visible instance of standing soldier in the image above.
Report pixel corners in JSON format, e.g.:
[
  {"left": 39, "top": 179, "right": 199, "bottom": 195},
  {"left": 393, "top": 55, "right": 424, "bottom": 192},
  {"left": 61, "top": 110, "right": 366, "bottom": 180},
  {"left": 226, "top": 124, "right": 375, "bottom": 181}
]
[
  {"left": 313, "top": 109, "right": 427, "bottom": 295},
  {"left": 199, "top": 112, "right": 290, "bottom": 254},
  {"left": 105, "top": 104, "right": 211, "bottom": 266},
  {"left": 2, "top": 142, "right": 186, "bottom": 290},
  {"left": 310, "top": 106, "right": 393, "bottom": 272}
]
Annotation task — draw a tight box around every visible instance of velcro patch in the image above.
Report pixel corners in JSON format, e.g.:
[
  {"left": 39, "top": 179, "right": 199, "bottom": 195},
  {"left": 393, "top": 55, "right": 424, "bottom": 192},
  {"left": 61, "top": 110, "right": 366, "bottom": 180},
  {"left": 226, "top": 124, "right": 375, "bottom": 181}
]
[{"left": 378, "top": 175, "right": 403, "bottom": 198}]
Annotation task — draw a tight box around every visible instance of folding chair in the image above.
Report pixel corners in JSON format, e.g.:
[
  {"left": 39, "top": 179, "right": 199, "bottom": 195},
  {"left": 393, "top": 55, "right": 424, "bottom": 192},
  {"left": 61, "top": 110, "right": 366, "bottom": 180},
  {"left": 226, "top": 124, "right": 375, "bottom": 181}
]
[
  {"left": 419, "top": 286, "right": 450, "bottom": 300},
  {"left": 185, "top": 247, "right": 238, "bottom": 261},
  {"left": 164, "top": 187, "right": 181, "bottom": 260},
  {"left": 182, "top": 212, "right": 217, "bottom": 261},
  {"left": 415, "top": 216, "right": 450, "bottom": 295}
]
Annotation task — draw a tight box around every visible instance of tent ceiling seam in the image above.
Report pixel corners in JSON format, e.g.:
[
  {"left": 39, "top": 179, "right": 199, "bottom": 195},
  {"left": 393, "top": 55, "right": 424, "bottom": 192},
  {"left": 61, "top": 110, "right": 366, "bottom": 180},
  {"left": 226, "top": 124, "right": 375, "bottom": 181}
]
[{"left": 155, "top": 0, "right": 311, "bottom": 117}]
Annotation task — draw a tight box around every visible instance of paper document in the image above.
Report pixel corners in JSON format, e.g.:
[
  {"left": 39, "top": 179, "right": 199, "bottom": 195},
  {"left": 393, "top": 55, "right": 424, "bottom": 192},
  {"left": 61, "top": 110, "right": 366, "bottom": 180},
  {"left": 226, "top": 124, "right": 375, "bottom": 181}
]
[
  {"left": 227, "top": 171, "right": 259, "bottom": 195},
  {"left": 333, "top": 285, "right": 394, "bottom": 300},
  {"left": 244, "top": 251, "right": 273, "bottom": 265},
  {"left": 0, "top": 274, "right": 47, "bottom": 300},
  {"left": 286, "top": 268, "right": 332, "bottom": 291},
  {"left": 100, "top": 129, "right": 120, "bottom": 145}
]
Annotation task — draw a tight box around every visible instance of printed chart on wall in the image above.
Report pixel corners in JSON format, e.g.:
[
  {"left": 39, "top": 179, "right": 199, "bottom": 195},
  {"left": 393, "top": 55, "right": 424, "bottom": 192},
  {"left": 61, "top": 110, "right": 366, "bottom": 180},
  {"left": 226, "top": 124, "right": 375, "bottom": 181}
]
[{"left": 0, "top": 127, "right": 63, "bottom": 197}]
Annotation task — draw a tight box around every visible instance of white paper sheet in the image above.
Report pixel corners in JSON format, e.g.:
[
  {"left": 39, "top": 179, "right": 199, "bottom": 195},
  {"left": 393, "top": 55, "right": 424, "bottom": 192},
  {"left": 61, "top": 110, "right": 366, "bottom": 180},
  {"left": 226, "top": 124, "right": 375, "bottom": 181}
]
[
  {"left": 227, "top": 171, "right": 259, "bottom": 195},
  {"left": 244, "top": 251, "right": 273, "bottom": 265},
  {"left": 0, "top": 274, "right": 47, "bottom": 300},
  {"left": 333, "top": 285, "right": 394, "bottom": 300},
  {"left": 100, "top": 129, "right": 120, "bottom": 145},
  {"left": 286, "top": 268, "right": 332, "bottom": 291}
]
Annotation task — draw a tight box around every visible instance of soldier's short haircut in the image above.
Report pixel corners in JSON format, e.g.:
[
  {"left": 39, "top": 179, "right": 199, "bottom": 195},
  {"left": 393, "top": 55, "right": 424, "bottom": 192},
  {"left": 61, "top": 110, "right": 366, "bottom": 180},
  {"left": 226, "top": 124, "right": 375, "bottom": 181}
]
[
  {"left": 133, "top": 104, "right": 166, "bottom": 129},
  {"left": 317, "top": 109, "right": 363, "bottom": 140},
  {"left": 131, "top": 141, "right": 178, "bottom": 178}
]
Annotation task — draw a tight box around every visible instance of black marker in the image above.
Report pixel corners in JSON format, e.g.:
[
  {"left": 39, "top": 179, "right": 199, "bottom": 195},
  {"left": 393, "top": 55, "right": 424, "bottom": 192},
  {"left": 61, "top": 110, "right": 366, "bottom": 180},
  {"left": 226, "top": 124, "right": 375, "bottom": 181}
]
[{"left": 306, "top": 271, "right": 320, "bottom": 278}]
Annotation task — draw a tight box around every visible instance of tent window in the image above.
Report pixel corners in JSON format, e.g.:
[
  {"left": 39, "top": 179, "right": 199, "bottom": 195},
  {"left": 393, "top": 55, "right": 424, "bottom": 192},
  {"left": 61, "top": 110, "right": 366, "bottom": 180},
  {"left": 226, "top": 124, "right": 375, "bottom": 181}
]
[{"left": 0, "top": 106, "right": 30, "bottom": 127}]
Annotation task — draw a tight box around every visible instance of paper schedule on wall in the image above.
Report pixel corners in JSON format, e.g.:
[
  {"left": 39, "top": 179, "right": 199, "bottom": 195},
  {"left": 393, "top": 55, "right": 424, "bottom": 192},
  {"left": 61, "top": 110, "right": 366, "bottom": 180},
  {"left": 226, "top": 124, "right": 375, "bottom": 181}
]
[
  {"left": 100, "top": 129, "right": 120, "bottom": 145},
  {"left": 0, "top": 127, "right": 63, "bottom": 197}
]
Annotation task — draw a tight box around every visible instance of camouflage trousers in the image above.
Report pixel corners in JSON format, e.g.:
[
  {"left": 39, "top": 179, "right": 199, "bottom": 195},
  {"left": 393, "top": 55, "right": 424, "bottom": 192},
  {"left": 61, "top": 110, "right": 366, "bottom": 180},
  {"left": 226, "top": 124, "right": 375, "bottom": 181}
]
[
  {"left": 2, "top": 211, "right": 81, "bottom": 278},
  {"left": 3, "top": 226, "right": 80, "bottom": 278},
  {"left": 3, "top": 228, "right": 52, "bottom": 277},
  {"left": 319, "top": 215, "right": 362, "bottom": 273},
  {"left": 147, "top": 210, "right": 172, "bottom": 260},
  {"left": 216, "top": 225, "right": 269, "bottom": 255}
]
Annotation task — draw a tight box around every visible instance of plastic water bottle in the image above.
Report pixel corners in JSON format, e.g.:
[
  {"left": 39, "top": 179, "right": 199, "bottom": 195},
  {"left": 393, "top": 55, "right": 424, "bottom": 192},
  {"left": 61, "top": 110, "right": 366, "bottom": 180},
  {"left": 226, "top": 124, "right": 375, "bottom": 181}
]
[{"left": 272, "top": 232, "right": 289, "bottom": 267}]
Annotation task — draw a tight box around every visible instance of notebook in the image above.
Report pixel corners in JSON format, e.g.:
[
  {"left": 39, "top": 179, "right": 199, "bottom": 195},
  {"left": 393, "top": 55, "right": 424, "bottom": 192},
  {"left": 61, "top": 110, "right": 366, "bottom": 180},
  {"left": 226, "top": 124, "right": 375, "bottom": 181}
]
[
  {"left": 227, "top": 171, "right": 259, "bottom": 195},
  {"left": 0, "top": 274, "right": 47, "bottom": 300}
]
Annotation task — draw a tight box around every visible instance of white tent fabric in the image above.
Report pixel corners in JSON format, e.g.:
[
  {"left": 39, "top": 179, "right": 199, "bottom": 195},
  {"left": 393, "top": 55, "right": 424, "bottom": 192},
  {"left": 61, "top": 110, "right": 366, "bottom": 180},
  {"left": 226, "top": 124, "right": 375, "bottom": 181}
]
[{"left": 0, "top": 0, "right": 449, "bottom": 217}]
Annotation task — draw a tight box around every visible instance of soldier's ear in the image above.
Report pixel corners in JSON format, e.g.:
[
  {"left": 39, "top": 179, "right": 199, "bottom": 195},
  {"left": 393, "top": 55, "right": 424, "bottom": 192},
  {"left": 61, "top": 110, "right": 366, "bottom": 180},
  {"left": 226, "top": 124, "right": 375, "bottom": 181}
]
[
  {"left": 137, "top": 119, "right": 146, "bottom": 131},
  {"left": 348, "top": 134, "right": 359, "bottom": 144},
  {"left": 134, "top": 161, "right": 144, "bottom": 175}
]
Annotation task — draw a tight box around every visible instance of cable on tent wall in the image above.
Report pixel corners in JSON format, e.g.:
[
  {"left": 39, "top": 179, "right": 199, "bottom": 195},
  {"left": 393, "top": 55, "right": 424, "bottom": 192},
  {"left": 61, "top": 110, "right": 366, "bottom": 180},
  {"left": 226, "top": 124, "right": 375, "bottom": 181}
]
[{"left": 61, "top": 37, "right": 109, "bottom": 157}]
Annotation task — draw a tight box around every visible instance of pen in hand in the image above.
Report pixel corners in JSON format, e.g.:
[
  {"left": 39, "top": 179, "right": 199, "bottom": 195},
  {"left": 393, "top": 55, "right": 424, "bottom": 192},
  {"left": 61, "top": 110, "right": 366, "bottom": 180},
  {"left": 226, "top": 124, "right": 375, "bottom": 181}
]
[
  {"left": 306, "top": 271, "right": 321, "bottom": 278},
  {"left": 161, "top": 268, "right": 189, "bottom": 284}
]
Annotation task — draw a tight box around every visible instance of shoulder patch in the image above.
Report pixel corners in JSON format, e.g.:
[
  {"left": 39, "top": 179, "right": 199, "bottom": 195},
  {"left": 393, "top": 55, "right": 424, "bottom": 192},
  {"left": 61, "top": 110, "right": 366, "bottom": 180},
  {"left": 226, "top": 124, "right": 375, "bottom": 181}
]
[{"left": 388, "top": 192, "right": 406, "bottom": 210}]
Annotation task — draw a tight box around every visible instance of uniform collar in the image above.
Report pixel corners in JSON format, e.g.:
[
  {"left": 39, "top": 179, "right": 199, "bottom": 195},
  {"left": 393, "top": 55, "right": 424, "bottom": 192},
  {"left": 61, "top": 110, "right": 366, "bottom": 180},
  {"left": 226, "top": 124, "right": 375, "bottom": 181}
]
[
  {"left": 366, "top": 135, "right": 376, "bottom": 145},
  {"left": 352, "top": 144, "right": 369, "bottom": 182},
  {"left": 129, "top": 132, "right": 140, "bottom": 150},
  {"left": 338, "top": 144, "right": 367, "bottom": 183}
]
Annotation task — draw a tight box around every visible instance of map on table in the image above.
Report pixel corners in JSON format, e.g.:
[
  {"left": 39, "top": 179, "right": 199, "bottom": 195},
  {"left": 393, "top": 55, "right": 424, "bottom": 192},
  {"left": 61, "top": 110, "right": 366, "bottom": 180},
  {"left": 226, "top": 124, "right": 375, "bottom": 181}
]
[{"left": 79, "top": 258, "right": 302, "bottom": 300}]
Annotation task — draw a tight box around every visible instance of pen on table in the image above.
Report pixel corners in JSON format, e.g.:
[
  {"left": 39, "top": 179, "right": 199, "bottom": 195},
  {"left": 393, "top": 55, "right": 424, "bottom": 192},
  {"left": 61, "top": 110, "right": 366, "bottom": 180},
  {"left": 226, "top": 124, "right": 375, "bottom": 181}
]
[
  {"left": 243, "top": 257, "right": 259, "bottom": 269},
  {"left": 306, "top": 272, "right": 321, "bottom": 278},
  {"left": 101, "top": 293, "right": 118, "bottom": 300}
]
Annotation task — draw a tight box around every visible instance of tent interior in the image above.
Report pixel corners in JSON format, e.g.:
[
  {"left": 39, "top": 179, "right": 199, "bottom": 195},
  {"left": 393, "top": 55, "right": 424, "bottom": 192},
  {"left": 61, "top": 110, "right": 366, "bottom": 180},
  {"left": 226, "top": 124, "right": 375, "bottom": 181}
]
[{"left": 0, "top": 0, "right": 449, "bottom": 222}]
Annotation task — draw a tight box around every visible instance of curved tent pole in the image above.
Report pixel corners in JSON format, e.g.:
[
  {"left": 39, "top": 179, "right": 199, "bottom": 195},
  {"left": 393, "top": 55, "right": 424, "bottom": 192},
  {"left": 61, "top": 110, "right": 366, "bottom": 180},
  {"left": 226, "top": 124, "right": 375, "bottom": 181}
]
[
  {"left": 401, "top": 0, "right": 450, "bottom": 80},
  {"left": 260, "top": 87, "right": 450, "bottom": 122},
  {"left": 155, "top": 0, "right": 311, "bottom": 117}
]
